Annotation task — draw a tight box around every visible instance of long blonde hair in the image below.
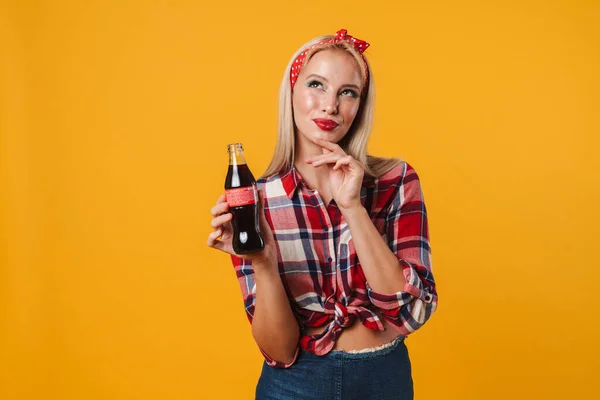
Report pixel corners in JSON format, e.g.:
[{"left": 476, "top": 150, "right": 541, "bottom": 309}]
[{"left": 262, "top": 33, "right": 402, "bottom": 179}]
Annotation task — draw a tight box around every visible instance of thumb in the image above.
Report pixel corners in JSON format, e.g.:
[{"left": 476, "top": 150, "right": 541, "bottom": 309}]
[
  {"left": 257, "top": 189, "right": 266, "bottom": 219},
  {"left": 257, "top": 189, "right": 271, "bottom": 233}
]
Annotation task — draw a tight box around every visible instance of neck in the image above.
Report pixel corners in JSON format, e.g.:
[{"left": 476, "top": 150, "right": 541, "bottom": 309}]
[{"left": 293, "top": 134, "right": 331, "bottom": 192}]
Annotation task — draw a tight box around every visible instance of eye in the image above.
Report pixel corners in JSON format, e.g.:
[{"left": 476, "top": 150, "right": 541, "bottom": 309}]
[
  {"left": 306, "top": 80, "right": 324, "bottom": 89},
  {"left": 341, "top": 89, "right": 359, "bottom": 99}
]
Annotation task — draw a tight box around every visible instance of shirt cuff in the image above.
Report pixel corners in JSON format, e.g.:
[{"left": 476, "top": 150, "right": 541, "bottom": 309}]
[
  {"left": 260, "top": 345, "right": 300, "bottom": 369},
  {"left": 367, "top": 262, "right": 436, "bottom": 310}
]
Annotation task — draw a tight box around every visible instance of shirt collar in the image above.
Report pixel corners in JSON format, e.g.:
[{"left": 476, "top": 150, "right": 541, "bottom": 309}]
[{"left": 279, "top": 165, "right": 302, "bottom": 200}]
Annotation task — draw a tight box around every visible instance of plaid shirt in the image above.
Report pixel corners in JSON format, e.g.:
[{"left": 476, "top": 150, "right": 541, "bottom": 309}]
[{"left": 230, "top": 161, "right": 438, "bottom": 368}]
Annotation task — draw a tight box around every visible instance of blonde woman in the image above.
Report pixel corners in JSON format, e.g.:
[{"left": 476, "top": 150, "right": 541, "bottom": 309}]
[{"left": 208, "top": 29, "right": 438, "bottom": 400}]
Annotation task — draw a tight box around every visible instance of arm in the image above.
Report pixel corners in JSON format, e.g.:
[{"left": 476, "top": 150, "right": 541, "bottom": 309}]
[
  {"left": 232, "top": 255, "right": 300, "bottom": 367},
  {"left": 209, "top": 189, "right": 300, "bottom": 368},
  {"left": 340, "top": 206, "right": 406, "bottom": 294},
  {"left": 340, "top": 164, "right": 438, "bottom": 334},
  {"left": 303, "top": 139, "right": 437, "bottom": 334}
]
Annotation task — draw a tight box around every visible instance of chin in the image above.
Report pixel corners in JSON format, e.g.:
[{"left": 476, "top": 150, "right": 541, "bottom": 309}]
[
  {"left": 324, "top": 131, "right": 346, "bottom": 142},
  {"left": 317, "top": 129, "right": 341, "bottom": 138}
]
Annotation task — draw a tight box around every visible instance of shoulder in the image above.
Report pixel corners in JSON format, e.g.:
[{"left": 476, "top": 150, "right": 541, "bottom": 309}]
[
  {"left": 256, "top": 172, "right": 286, "bottom": 198},
  {"left": 256, "top": 173, "right": 280, "bottom": 187},
  {"left": 375, "top": 160, "right": 426, "bottom": 210},
  {"left": 377, "top": 160, "right": 422, "bottom": 189}
]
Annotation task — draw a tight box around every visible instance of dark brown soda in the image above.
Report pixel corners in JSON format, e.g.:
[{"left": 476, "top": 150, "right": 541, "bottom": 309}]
[{"left": 225, "top": 163, "right": 265, "bottom": 254}]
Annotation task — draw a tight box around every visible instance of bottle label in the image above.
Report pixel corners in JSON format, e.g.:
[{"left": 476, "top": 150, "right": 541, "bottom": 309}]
[{"left": 226, "top": 186, "right": 257, "bottom": 207}]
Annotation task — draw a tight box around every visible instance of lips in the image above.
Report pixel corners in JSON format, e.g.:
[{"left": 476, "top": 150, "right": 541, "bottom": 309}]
[{"left": 313, "top": 118, "right": 339, "bottom": 131}]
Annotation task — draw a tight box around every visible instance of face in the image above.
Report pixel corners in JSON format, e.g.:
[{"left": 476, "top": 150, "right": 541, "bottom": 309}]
[{"left": 292, "top": 49, "right": 364, "bottom": 147}]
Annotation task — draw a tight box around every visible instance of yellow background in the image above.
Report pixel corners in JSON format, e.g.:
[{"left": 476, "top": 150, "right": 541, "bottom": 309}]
[{"left": 1, "top": 0, "right": 599, "bottom": 399}]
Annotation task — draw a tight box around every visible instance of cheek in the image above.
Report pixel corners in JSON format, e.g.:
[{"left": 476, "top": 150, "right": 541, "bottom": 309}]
[
  {"left": 344, "top": 101, "right": 360, "bottom": 122},
  {"left": 300, "top": 92, "right": 319, "bottom": 113},
  {"left": 293, "top": 89, "right": 320, "bottom": 115}
]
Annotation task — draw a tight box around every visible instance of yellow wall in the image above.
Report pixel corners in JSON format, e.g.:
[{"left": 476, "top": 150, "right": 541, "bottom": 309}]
[{"left": 1, "top": 1, "right": 599, "bottom": 399}]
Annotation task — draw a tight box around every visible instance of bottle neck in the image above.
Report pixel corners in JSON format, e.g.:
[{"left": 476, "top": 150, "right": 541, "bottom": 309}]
[{"left": 228, "top": 147, "right": 246, "bottom": 166}]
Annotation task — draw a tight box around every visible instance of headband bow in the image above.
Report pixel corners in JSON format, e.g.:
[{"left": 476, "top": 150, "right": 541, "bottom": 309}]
[
  {"left": 332, "top": 29, "right": 370, "bottom": 54},
  {"left": 290, "top": 29, "right": 370, "bottom": 89}
]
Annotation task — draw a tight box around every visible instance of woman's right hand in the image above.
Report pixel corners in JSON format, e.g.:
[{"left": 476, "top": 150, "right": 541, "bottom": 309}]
[{"left": 207, "top": 190, "right": 278, "bottom": 268}]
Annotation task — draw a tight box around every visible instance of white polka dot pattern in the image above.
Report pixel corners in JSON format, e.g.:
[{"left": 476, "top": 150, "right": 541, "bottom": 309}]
[{"left": 290, "top": 29, "right": 370, "bottom": 89}]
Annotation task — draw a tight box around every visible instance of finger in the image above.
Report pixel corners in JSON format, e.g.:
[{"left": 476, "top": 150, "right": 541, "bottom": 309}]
[
  {"left": 257, "top": 190, "right": 273, "bottom": 239},
  {"left": 333, "top": 155, "right": 353, "bottom": 170},
  {"left": 217, "top": 193, "right": 227, "bottom": 204},
  {"left": 206, "top": 228, "right": 223, "bottom": 247},
  {"left": 210, "top": 240, "right": 226, "bottom": 252},
  {"left": 306, "top": 152, "right": 343, "bottom": 163},
  {"left": 314, "top": 138, "right": 346, "bottom": 155},
  {"left": 309, "top": 154, "right": 343, "bottom": 167},
  {"left": 257, "top": 190, "right": 267, "bottom": 227},
  {"left": 207, "top": 235, "right": 227, "bottom": 252},
  {"left": 210, "top": 213, "right": 232, "bottom": 229},
  {"left": 210, "top": 201, "right": 230, "bottom": 216},
  {"left": 258, "top": 190, "right": 267, "bottom": 221},
  {"left": 258, "top": 189, "right": 264, "bottom": 208}
]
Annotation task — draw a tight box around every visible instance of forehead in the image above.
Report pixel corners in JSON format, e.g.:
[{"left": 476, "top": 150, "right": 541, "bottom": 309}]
[{"left": 302, "top": 49, "right": 363, "bottom": 85}]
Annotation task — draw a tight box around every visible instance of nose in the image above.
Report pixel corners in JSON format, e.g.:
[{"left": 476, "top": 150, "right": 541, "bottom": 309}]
[{"left": 322, "top": 92, "right": 338, "bottom": 115}]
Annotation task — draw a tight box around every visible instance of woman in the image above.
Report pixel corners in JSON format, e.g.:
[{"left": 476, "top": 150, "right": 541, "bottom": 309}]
[{"left": 207, "top": 29, "right": 438, "bottom": 400}]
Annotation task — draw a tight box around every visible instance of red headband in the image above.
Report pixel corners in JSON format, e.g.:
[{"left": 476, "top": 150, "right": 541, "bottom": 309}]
[{"left": 290, "top": 29, "right": 370, "bottom": 89}]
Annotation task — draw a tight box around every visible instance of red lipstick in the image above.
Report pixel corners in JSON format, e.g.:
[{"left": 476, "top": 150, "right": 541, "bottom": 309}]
[{"left": 313, "top": 118, "right": 339, "bottom": 131}]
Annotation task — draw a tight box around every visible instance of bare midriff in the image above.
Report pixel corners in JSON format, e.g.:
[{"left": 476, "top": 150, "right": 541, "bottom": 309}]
[{"left": 303, "top": 314, "right": 402, "bottom": 352}]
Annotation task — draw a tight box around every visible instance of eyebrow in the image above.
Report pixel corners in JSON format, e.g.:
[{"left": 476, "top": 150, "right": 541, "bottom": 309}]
[{"left": 305, "top": 74, "right": 362, "bottom": 92}]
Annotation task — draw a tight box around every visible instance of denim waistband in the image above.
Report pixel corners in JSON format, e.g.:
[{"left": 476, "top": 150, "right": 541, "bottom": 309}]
[{"left": 301, "top": 335, "right": 406, "bottom": 360}]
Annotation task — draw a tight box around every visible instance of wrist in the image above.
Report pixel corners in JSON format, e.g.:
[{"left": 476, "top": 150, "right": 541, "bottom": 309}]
[
  {"left": 254, "top": 266, "right": 281, "bottom": 286},
  {"left": 253, "top": 257, "right": 280, "bottom": 279},
  {"left": 339, "top": 203, "right": 367, "bottom": 218}
]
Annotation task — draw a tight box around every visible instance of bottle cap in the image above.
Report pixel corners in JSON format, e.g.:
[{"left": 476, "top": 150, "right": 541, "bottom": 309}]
[{"left": 227, "top": 143, "right": 243, "bottom": 152}]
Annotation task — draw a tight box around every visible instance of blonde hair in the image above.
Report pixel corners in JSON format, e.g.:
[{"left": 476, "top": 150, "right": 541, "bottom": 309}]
[{"left": 262, "top": 34, "right": 402, "bottom": 179}]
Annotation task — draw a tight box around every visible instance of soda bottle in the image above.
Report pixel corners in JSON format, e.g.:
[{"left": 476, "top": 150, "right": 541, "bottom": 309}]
[{"left": 224, "top": 143, "right": 265, "bottom": 254}]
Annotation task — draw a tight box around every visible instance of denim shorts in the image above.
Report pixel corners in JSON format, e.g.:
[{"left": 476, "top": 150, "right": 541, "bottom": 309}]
[{"left": 255, "top": 336, "right": 413, "bottom": 400}]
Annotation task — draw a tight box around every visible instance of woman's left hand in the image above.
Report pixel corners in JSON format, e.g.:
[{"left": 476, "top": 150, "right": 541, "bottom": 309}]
[{"left": 305, "top": 137, "right": 364, "bottom": 210}]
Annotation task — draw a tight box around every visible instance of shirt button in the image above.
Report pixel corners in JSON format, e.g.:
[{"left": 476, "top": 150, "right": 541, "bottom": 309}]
[
  {"left": 323, "top": 227, "right": 328, "bottom": 232},
  {"left": 425, "top": 295, "right": 431, "bottom": 302},
  {"left": 327, "top": 257, "right": 333, "bottom": 262}
]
